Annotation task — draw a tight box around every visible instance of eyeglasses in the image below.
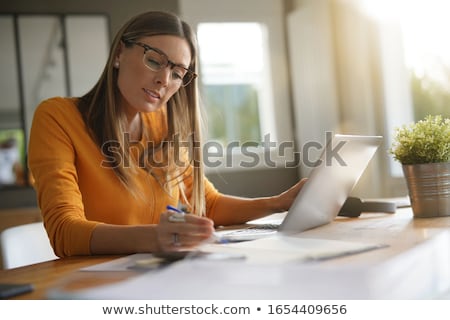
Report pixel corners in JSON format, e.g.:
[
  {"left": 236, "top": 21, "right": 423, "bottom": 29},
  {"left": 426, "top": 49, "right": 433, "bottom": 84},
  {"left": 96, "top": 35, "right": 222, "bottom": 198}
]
[{"left": 127, "top": 41, "right": 197, "bottom": 87}]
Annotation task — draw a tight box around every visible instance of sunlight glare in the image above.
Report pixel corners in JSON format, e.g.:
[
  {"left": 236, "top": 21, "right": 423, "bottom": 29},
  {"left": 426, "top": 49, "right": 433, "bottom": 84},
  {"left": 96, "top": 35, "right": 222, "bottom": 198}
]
[
  {"left": 361, "top": 0, "right": 450, "bottom": 85},
  {"left": 197, "top": 23, "right": 264, "bottom": 72}
]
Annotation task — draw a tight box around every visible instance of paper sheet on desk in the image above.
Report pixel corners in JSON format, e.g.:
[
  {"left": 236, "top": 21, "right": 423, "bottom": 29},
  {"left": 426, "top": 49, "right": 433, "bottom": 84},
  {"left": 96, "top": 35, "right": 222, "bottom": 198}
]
[
  {"left": 50, "top": 231, "right": 450, "bottom": 300},
  {"left": 199, "top": 235, "right": 385, "bottom": 264},
  {"left": 80, "top": 236, "right": 384, "bottom": 270}
]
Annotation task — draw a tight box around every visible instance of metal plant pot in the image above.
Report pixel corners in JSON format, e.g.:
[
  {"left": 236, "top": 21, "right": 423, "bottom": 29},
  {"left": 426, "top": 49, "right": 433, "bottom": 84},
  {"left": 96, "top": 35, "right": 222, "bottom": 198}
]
[{"left": 402, "top": 162, "right": 450, "bottom": 218}]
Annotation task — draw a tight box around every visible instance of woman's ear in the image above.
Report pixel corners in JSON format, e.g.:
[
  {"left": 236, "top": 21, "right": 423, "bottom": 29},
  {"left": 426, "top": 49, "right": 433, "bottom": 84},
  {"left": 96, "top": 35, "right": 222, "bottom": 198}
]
[{"left": 114, "top": 41, "right": 125, "bottom": 67}]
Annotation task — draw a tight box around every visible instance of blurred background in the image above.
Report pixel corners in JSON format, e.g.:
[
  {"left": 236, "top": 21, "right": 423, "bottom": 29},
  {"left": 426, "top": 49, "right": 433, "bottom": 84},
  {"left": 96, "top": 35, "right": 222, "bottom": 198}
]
[{"left": 1, "top": 0, "right": 449, "bottom": 209}]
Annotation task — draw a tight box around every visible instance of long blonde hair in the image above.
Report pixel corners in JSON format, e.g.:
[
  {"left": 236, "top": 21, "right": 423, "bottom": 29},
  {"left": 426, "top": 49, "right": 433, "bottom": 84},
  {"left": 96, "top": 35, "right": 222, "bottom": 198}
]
[{"left": 77, "top": 11, "right": 205, "bottom": 215}]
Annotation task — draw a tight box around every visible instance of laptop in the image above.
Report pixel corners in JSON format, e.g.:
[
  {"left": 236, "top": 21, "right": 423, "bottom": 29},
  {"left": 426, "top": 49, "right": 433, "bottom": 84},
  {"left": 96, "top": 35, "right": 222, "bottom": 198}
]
[{"left": 215, "top": 134, "right": 383, "bottom": 242}]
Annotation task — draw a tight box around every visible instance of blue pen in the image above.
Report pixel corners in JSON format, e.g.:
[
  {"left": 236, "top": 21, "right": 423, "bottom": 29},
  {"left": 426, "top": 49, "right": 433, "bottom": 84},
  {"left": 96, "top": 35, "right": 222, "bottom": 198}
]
[
  {"left": 167, "top": 205, "right": 185, "bottom": 222},
  {"left": 166, "top": 205, "right": 183, "bottom": 213}
]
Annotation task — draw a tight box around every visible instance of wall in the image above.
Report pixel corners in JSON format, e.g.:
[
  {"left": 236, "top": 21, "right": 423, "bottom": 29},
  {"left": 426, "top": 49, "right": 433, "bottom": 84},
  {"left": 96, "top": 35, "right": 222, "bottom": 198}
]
[
  {"left": 286, "top": 0, "right": 388, "bottom": 198},
  {"left": 0, "top": 0, "right": 179, "bottom": 35}
]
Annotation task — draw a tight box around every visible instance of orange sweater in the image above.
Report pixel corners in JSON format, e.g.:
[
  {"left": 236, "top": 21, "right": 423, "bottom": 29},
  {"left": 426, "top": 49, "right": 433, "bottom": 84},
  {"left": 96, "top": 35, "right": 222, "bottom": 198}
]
[{"left": 28, "top": 97, "right": 222, "bottom": 257}]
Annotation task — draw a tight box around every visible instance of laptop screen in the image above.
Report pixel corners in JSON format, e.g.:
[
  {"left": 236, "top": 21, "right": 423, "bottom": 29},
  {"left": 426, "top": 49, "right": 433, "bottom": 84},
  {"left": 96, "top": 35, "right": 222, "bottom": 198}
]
[{"left": 279, "top": 134, "right": 382, "bottom": 234}]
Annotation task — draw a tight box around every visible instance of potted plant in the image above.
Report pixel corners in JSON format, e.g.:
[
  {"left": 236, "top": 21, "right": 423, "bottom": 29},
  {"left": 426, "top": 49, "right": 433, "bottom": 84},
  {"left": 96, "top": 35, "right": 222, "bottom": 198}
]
[{"left": 390, "top": 114, "right": 450, "bottom": 218}]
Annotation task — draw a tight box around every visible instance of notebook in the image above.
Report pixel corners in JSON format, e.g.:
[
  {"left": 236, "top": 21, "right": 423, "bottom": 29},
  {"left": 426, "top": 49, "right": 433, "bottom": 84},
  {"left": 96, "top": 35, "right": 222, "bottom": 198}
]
[{"left": 215, "top": 134, "right": 383, "bottom": 242}]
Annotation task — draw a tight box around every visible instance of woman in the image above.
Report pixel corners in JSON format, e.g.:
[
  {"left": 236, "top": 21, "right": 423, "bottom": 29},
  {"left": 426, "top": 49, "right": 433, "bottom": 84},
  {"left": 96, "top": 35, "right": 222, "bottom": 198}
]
[{"left": 28, "top": 11, "right": 305, "bottom": 257}]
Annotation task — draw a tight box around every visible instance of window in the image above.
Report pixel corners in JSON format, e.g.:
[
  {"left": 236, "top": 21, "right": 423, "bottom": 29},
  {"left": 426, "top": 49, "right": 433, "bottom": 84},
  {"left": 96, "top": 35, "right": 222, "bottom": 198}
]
[
  {"left": 400, "top": 1, "right": 450, "bottom": 121},
  {"left": 363, "top": 0, "right": 450, "bottom": 120},
  {"left": 361, "top": 0, "right": 450, "bottom": 179},
  {"left": 197, "top": 23, "right": 269, "bottom": 145},
  {"left": 180, "top": 0, "right": 294, "bottom": 172}
]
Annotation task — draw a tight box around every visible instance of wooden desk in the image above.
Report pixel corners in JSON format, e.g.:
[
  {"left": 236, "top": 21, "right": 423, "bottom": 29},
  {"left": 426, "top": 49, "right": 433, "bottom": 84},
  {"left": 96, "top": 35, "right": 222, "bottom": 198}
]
[
  {"left": 1, "top": 208, "right": 449, "bottom": 299},
  {"left": 0, "top": 255, "right": 134, "bottom": 299},
  {"left": 298, "top": 207, "right": 450, "bottom": 265}
]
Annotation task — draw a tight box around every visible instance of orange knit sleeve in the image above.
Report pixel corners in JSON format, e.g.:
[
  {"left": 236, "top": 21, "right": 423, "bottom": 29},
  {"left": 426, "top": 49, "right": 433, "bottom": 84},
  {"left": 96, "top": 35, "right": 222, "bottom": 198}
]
[{"left": 28, "top": 98, "right": 98, "bottom": 257}]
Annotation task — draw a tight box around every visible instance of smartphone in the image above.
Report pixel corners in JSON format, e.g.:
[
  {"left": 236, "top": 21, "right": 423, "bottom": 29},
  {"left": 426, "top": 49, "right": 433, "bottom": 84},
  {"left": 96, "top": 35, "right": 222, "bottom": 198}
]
[{"left": 0, "top": 283, "right": 34, "bottom": 299}]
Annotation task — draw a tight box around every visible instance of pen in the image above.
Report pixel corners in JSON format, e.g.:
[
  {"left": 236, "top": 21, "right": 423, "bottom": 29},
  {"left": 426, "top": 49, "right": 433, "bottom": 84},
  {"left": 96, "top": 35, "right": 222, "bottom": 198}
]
[
  {"left": 166, "top": 205, "right": 183, "bottom": 214},
  {"left": 167, "top": 205, "right": 186, "bottom": 222}
]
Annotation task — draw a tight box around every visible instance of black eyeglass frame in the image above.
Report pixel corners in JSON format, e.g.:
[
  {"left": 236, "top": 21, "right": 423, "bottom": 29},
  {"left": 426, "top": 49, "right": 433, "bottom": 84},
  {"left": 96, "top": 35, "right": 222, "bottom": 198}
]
[{"left": 125, "top": 40, "right": 197, "bottom": 87}]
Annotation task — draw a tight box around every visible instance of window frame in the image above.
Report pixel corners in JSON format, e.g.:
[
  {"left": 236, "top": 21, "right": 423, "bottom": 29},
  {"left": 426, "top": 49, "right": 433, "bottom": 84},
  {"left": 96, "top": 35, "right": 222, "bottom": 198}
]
[{"left": 180, "top": 0, "right": 295, "bottom": 173}]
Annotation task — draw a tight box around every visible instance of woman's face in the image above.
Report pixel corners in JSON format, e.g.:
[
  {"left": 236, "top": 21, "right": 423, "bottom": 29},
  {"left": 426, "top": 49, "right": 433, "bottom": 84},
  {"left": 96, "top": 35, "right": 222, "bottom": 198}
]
[{"left": 116, "top": 35, "right": 192, "bottom": 116}]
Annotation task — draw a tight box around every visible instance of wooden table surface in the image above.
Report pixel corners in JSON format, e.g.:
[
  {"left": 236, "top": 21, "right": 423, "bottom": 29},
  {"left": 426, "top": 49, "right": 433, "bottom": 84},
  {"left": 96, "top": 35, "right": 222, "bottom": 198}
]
[
  {"left": 0, "top": 255, "right": 135, "bottom": 299},
  {"left": 1, "top": 207, "right": 449, "bottom": 299}
]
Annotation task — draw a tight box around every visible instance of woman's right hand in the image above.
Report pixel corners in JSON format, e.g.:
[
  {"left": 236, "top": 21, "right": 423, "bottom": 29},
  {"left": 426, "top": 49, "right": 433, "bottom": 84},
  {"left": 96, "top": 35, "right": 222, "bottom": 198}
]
[{"left": 155, "top": 210, "right": 214, "bottom": 252}]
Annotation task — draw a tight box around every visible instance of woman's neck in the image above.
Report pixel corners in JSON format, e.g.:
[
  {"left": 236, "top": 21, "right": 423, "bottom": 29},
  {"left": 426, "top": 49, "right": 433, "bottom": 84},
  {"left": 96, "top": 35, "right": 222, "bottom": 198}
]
[{"left": 125, "top": 112, "right": 142, "bottom": 141}]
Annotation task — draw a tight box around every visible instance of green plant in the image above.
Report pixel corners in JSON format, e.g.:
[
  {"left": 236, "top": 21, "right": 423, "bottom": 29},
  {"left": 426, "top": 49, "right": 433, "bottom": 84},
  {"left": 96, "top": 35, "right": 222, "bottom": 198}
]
[{"left": 390, "top": 115, "right": 450, "bottom": 165}]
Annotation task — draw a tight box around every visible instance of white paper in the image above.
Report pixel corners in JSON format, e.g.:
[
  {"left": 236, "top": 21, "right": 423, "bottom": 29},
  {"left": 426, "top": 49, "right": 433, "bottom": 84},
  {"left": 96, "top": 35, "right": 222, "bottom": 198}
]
[
  {"left": 50, "top": 231, "right": 450, "bottom": 300},
  {"left": 203, "top": 235, "right": 384, "bottom": 263}
]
